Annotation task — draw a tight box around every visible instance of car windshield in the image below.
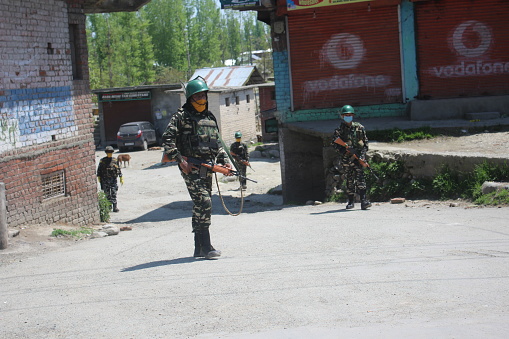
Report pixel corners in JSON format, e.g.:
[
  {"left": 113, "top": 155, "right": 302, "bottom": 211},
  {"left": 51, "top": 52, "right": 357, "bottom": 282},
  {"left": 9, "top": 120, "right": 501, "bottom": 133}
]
[{"left": 119, "top": 125, "right": 140, "bottom": 134}]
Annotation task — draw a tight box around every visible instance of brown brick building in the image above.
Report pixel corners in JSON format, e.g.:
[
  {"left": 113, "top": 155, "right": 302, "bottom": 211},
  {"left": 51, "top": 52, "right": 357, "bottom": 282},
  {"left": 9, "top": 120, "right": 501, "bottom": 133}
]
[{"left": 0, "top": 0, "right": 150, "bottom": 228}]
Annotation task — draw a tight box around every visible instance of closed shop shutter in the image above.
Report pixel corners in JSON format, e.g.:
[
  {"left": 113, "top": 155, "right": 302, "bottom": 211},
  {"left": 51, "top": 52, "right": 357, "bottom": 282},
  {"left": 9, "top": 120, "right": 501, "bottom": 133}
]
[
  {"left": 287, "top": 5, "right": 402, "bottom": 111},
  {"left": 103, "top": 99, "right": 152, "bottom": 143},
  {"left": 415, "top": 0, "right": 509, "bottom": 99}
]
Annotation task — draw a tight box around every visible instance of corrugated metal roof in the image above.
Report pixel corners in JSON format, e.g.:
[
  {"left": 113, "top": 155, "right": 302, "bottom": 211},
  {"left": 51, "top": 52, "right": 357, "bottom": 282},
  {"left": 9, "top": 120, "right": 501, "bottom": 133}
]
[{"left": 190, "top": 66, "right": 264, "bottom": 88}]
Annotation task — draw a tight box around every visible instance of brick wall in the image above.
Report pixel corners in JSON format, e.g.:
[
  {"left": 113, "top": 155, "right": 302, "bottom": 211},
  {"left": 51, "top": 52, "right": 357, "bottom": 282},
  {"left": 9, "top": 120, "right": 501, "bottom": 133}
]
[
  {"left": 215, "top": 89, "right": 259, "bottom": 146},
  {"left": 0, "top": 0, "right": 100, "bottom": 227},
  {"left": 259, "top": 86, "right": 276, "bottom": 112}
]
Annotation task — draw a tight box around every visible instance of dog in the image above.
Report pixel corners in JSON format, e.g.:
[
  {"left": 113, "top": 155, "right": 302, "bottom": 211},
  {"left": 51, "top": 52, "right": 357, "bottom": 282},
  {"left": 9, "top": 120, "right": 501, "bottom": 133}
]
[{"left": 116, "top": 154, "right": 131, "bottom": 168}]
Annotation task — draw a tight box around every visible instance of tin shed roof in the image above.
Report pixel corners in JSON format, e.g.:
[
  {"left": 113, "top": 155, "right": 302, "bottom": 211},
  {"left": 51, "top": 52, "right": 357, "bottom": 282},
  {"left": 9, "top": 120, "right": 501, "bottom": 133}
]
[{"left": 190, "top": 66, "right": 265, "bottom": 88}]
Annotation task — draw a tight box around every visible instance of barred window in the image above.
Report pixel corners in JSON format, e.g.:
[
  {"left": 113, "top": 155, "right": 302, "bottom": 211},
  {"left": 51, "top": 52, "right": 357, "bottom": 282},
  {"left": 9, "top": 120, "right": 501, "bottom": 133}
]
[{"left": 42, "top": 170, "right": 66, "bottom": 199}]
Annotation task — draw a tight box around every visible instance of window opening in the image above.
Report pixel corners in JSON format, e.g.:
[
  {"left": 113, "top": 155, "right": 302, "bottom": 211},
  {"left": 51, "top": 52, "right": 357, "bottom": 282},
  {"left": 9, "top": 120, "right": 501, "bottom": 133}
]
[
  {"left": 42, "top": 170, "right": 66, "bottom": 200},
  {"left": 69, "top": 24, "right": 83, "bottom": 80}
]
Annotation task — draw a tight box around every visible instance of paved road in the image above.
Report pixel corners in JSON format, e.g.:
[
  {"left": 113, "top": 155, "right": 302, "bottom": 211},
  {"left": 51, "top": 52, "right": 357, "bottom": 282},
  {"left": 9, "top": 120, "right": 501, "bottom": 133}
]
[
  {"left": 2, "top": 150, "right": 509, "bottom": 338},
  {"left": 2, "top": 194, "right": 509, "bottom": 338}
]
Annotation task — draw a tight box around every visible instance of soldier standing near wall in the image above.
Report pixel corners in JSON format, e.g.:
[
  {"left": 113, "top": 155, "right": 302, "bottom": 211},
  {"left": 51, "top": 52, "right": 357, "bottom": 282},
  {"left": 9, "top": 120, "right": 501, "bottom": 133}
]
[
  {"left": 230, "top": 131, "right": 249, "bottom": 190},
  {"left": 331, "top": 105, "right": 372, "bottom": 210},
  {"left": 97, "top": 146, "right": 123, "bottom": 212}
]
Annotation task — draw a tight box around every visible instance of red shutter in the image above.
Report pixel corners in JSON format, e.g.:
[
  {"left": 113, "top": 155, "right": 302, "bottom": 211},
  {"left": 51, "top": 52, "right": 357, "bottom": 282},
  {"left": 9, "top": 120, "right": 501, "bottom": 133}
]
[
  {"left": 415, "top": 0, "right": 509, "bottom": 99},
  {"left": 287, "top": 5, "right": 402, "bottom": 110}
]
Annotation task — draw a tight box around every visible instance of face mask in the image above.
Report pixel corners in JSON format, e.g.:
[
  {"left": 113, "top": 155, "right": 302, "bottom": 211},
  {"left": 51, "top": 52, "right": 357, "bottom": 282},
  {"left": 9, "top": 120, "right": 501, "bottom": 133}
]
[
  {"left": 106, "top": 152, "right": 113, "bottom": 158},
  {"left": 191, "top": 99, "right": 207, "bottom": 113},
  {"left": 343, "top": 116, "right": 353, "bottom": 123}
]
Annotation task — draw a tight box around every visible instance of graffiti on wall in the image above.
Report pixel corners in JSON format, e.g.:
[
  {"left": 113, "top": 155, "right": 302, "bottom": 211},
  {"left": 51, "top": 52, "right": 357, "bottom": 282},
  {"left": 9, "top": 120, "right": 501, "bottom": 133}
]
[
  {"left": 430, "top": 20, "right": 509, "bottom": 78},
  {"left": 303, "top": 33, "right": 398, "bottom": 100},
  {"left": 0, "top": 87, "right": 77, "bottom": 152},
  {"left": 0, "top": 119, "right": 19, "bottom": 151}
]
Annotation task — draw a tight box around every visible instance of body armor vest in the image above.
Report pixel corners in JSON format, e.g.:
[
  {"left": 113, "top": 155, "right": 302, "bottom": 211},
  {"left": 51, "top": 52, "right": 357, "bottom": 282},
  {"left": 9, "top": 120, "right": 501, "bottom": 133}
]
[{"left": 178, "top": 112, "right": 220, "bottom": 160}]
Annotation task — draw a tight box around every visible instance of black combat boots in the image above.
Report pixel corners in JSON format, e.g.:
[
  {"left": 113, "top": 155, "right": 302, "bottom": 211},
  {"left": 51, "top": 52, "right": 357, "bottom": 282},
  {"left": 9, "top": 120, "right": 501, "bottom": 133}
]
[
  {"left": 112, "top": 203, "right": 119, "bottom": 212},
  {"left": 193, "top": 232, "right": 204, "bottom": 258},
  {"left": 197, "top": 229, "right": 221, "bottom": 259},
  {"left": 360, "top": 190, "right": 372, "bottom": 210},
  {"left": 346, "top": 195, "right": 355, "bottom": 209}
]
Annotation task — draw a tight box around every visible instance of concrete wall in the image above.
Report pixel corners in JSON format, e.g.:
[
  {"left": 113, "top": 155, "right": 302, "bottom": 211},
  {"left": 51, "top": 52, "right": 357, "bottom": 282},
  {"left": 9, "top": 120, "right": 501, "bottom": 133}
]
[
  {"left": 0, "top": 0, "right": 100, "bottom": 227},
  {"left": 374, "top": 150, "right": 509, "bottom": 179},
  {"left": 408, "top": 96, "right": 509, "bottom": 121},
  {"left": 279, "top": 126, "right": 326, "bottom": 204},
  {"left": 151, "top": 89, "right": 182, "bottom": 138},
  {"left": 214, "top": 89, "right": 259, "bottom": 146}
]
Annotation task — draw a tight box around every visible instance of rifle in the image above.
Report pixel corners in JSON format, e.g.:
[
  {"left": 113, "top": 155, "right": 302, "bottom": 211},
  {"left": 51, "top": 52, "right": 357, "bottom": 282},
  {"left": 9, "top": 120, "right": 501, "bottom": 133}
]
[
  {"left": 184, "top": 156, "right": 257, "bottom": 183},
  {"left": 161, "top": 153, "right": 257, "bottom": 183},
  {"left": 230, "top": 151, "right": 254, "bottom": 171},
  {"left": 333, "top": 137, "right": 379, "bottom": 180}
]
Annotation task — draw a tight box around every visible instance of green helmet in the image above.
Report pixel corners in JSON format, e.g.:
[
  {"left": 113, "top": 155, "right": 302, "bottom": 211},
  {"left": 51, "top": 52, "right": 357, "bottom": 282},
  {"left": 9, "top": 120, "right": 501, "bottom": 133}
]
[
  {"left": 234, "top": 131, "right": 242, "bottom": 138},
  {"left": 340, "top": 105, "right": 355, "bottom": 115},
  {"left": 185, "top": 77, "right": 209, "bottom": 99}
]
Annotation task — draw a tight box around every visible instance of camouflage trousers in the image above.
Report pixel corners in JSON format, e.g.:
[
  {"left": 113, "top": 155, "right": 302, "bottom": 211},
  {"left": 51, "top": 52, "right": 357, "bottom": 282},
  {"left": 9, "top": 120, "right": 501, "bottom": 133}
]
[
  {"left": 102, "top": 178, "right": 118, "bottom": 204},
  {"left": 341, "top": 155, "right": 367, "bottom": 195},
  {"left": 181, "top": 167, "right": 213, "bottom": 232},
  {"left": 238, "top": 164, "right": 247, "bottom": 186}
]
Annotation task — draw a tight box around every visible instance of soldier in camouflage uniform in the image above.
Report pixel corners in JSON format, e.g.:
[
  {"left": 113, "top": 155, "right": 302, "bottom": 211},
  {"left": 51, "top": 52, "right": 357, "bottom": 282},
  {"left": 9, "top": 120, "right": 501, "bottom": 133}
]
[
  {"left": 97, "top": 146, "right": 123, "bottom": 212},
  {"left": 162, "top": 77, "right": 232, "bottom": 259},
  {"left": 331, "top": 105, "right": 372, "bottom": 210},
  {"left": 230, "top": 131, "right": 249, "bottom": 189}
]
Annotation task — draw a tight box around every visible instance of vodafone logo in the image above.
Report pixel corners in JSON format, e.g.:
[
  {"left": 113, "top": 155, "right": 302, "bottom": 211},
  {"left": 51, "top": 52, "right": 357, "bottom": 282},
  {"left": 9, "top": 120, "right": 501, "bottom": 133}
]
[
  {"left": 322, "top": 33, "right": 365, "bottom": 70},
  {"left": 430, "top": 20, "right": 509, "bottom": 78},
  {"left": 452, "top": 20, "right": 491, "bottom": 58},
  {"left": 304, "top": 32, "right": 397, "bottom": 100}
]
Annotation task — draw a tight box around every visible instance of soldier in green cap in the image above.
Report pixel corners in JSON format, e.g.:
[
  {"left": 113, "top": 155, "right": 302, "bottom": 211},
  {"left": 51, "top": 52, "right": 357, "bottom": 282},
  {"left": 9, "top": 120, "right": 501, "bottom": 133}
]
[
  {"left": 331, "top": 105, "right": 371, "bottom": 210},
  {"left": 162, "top": 77, "right": 233, "bottom": 259},
  {"left": 230, "top": 131, "right": 249, "bottom": 189},
  {"left": 97, "top": 146, "right": 123, "bottom": 212}
]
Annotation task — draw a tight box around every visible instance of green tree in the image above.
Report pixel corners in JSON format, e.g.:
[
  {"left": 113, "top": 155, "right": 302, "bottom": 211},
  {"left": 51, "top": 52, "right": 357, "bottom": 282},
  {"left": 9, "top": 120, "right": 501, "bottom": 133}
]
[
  {"left": 142, "top": 0, "right": 187, "bottom": 71},
  {"left": 186, "top": 0, "right": 223, "bottom": 70},
  {"left": 223, "top": 10, "right": 242, "bottom": 65},
  {"left": 86, "top": 12, "right": 155, "bottom": 89}
]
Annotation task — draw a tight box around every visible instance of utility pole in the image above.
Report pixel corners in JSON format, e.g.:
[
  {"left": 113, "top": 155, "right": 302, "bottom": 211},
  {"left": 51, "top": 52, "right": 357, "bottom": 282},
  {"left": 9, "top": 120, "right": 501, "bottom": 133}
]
[{"left": 0, "top": 183, "right": 8, "bottom": 249}]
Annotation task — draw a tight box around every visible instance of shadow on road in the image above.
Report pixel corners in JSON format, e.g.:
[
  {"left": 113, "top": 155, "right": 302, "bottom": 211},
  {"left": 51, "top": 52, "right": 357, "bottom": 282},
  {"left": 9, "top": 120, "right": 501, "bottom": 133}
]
[
  {"left": 121, "top": 257, "right": 197, "bottom": 272},
  {"left": 122, "top": 194, "right": 286, "bottom": 224},
  {"left": 310, "top": 208, "right": 354, "bottom": 215}
]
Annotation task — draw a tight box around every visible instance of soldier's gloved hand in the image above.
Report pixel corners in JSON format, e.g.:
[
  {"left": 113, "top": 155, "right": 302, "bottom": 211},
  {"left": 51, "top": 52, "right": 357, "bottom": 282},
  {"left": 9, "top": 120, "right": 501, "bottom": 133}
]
[
  {"left": 224, "top": 163, "right": 234, "bottom": 176},
  {"left": 179, "top": 159, "right": 195, "bottom": 175},
  {"left": 120, "top": 177, "right": 124, "bottom": 185}
]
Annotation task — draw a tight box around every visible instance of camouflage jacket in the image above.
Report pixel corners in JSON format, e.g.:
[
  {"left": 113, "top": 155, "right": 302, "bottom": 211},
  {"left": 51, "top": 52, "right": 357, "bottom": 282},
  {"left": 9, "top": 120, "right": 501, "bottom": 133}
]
[
  {"left": 229, "top": 141, "right": 249, "bottom": 161},
  {"left": 97, "top": 157, "right": 122, "bottom": 180},
  {"left": 331, "top": 121, "right": 369, "bottom": 158},
  {"left": 162, "top": 103, "right": 228, "bottom": 164}
]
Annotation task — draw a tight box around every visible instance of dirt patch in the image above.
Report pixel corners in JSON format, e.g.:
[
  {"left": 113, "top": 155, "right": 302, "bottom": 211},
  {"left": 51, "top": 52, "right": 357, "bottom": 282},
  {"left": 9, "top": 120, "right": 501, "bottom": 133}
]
[
  {"left": 371, "top": 130, "right": 509, "bottom": 156},
  {"left": 1, "top": 224, "right": 99, "bottom": 265}
]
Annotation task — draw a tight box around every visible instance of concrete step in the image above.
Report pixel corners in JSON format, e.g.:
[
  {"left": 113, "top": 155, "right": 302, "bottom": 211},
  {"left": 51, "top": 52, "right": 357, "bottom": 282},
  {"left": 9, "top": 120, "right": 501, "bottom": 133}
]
[{"left": 464, "top": 112, "right": 501, "bottom": 120}]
